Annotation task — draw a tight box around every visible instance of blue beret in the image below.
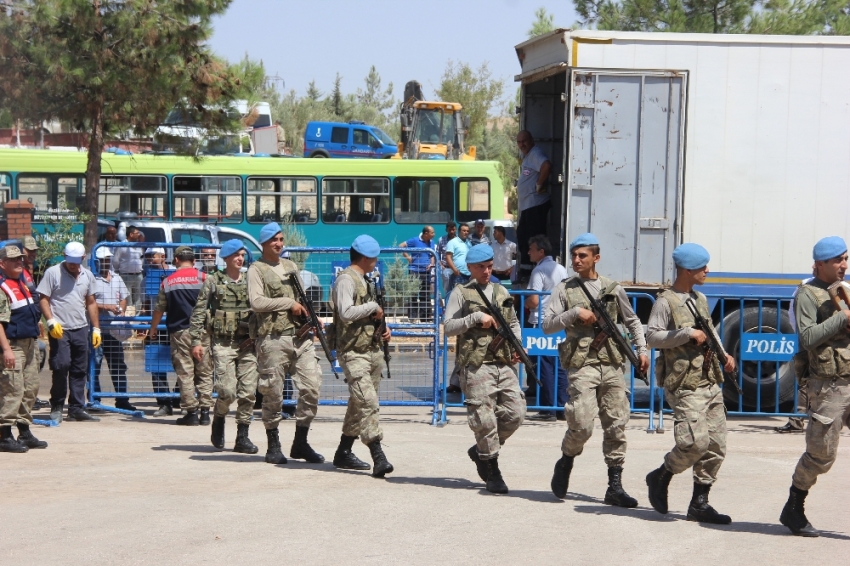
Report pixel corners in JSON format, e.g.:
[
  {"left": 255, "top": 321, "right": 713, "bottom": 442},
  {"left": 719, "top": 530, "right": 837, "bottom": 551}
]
[
  {"left": 352, "top": 235, "right": 380, "bottom": 258},
  {"left": 467, "top": 243, "right": 494, "bottom": 264},
  {"left": 220, "top": 239, "right": 245, "bottom": 259},
  {"left": 259, "top": 222, "right": 282, "bottom": 244},
  {"left": 813, "top": 236, "right": 847, "bottom": 261},
  {"left": 569, "top": 232, "right": 599, "bottom": 250},
  {"left": 672, "top": 243, "right": 710, "bottom": 270}
]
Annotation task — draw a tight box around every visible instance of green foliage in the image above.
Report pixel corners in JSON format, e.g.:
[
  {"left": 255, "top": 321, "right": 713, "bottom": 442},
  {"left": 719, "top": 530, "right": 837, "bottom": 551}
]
[
  {"left": 384, "top": 252, "right": 420, "bottom": 310},
  {"left": 33, "top": 211, "right": 92, "bottom": 281},
  {"left": 528, "top": 7, "right": 557, "bottom": 37},
  {"left": 0, "top": 0, "right": 240, "bottom": 248},
  {"left": 436, "top": 61, "right": 505, "bottom": 148},
  {"left": 280, "top": 219, "right": 309, "bottom": 270}
]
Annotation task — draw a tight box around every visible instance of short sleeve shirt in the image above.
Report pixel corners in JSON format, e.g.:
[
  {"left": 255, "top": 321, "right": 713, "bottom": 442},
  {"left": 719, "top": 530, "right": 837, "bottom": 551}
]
[
  {"left": 528, "top": 256, "right": 568, "bottom": 325},
  {"left": 445, "top": 237, "right": 471, "bottom": 276},
  {"left": 36, "top": 263, "right": 96, "bottom": 330},
  {"left": 490, "top": 239, "right": 517, "bottom": 271},
  {"left": 403, "top": 235, "right": 437, "bottom": 273},
  {"left": 518, "top": 145, "right": 551, "bottom": 212},
  {"left": 93, "top": 272, "right": 129, "bottom": 313}
]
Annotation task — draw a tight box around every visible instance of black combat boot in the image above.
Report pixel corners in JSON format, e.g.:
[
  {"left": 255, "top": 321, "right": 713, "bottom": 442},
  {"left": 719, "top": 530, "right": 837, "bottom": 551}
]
[
  {"left": 0, "top": 425, "right": 28, "bottom": 453},
  {"left": 604, "top": 466, "right": 638, "bottom": 508},
  {"left": 290, "top": 426, "right": 325, "bottom": 463},
  {"left": 780, "top": 486, "right": 819, "bottom": 537},
  {"left": 687, "top": 483, "right": 731, "bottom": 524},
  {"left": 199, "top": 408, "right": 211, "bottom": 426},
  {"left": 234, "top": 422, "right": 258, "bottom": 454},
  {"left": 332, "top": 434, "right": 371, "bottom": 470},
  {"left": 368, "top": 440, "right": 394, "bottom": 478},
  {"left": 210, "top": 415, "right": 225, "bottom": 449},
  {"left": 49, "top": 403, "right": 63, "bottom": 423},
  {"left": 16, "top": 423, "right": 47, "bottom": 449},
  {"left": 264, "top": 428, "right": 287, "bottom": 464},
  {"left": 646, "top": 464, "right": 674, "bottom": 514},
  {"left": 175, "top": 410, "right": 199, "bottom": 426},
  {"left": 467, "top": 446, "right": 488, "bottom": 482},
  {"left": 550, "top": 454, "right": 574, "bottom": 499},
  {"left": 485, "top": 455, "right": 508, "bottom": 494}
]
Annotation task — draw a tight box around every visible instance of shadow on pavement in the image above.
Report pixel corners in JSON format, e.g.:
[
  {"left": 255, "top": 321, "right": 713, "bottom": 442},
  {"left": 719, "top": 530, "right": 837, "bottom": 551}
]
[
  {"left": 151, "top": 444, "right": 220, "bottom": 453},
  {"left": 188, "top": 454, "right": 265, "bottom": 463},
  {"left": 384, "top": 475, "right": 559, "bottom": 503},
  {"left": 699, "top": 521, "right": 850, "bottom": 540},
  {"left": 573, "top": 503, "right": 679, "bottom": 522}
]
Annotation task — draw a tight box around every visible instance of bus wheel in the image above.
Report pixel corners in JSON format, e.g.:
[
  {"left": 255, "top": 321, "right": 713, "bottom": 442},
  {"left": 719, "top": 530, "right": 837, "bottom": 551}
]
[{"left": 719, "top": 306, "right": 797, "bottom": 410}]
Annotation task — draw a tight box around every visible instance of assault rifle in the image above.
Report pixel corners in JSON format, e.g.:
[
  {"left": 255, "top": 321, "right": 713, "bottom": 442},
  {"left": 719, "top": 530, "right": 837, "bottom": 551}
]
[
  {"left": 575, "top": 277, "right": 649, "bottom": 386},
  {"left": 472, "top": 284, "right": 540, "bottom": 386},
  {"left": 684, "top": 298, "right": 744, "bottom": 396},
  {"left": 287, "top": 270, "right": 338, "bottom": 378},
  {"left": 368, "top": 276, "right": 392, "bottom": 379}
]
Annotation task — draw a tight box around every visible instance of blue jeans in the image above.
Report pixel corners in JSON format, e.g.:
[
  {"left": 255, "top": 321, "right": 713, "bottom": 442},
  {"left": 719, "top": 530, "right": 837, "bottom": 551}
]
[{"left": 537, "top": 355, "right": 569, "bottom": 413}]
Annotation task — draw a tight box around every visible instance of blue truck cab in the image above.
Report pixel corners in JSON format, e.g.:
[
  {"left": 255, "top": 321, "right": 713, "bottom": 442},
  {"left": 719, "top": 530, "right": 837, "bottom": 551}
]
[{"left": 303, "top": 120, "right": 397, "bottom": 158}]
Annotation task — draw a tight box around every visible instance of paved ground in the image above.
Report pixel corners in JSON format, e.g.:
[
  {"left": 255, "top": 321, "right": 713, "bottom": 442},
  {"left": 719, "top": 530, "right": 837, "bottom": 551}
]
[{"left": 1, "top": 398, "right": 848, "bottom": 565}]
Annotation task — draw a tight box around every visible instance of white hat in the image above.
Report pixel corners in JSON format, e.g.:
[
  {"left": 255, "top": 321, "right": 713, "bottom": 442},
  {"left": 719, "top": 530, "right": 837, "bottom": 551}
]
[
  {"left": 64, "top": 242, "right": 86, "bottom": 264},
  {"left": 95, "top": 247, "right": 113, "bottom": 259},
  {"left": 145, "top": 247, "right": 165, "bottom": 255}
]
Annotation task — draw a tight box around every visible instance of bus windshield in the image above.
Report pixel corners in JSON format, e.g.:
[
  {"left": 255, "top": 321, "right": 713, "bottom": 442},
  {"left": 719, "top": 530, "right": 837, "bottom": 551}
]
[{"left": 414, "top": 109, "right": 456, "bottom": 145}]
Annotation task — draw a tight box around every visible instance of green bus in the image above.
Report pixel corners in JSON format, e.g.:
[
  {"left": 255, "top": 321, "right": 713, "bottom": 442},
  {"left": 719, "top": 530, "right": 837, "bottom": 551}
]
[{"left": 0, "top": 149, "right": 505, "bottom": 247}]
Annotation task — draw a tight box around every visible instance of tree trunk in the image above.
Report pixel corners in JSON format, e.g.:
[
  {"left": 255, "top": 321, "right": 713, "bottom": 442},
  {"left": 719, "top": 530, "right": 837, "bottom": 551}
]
[{"left": 84, "top": 109, "right": 103, "bottom": 250}]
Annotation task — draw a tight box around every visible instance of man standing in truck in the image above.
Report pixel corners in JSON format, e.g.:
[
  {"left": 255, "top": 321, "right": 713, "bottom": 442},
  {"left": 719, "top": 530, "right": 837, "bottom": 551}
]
[
  {"left": 779, "top": 236, "right": 850, "bottom": 537},
  {"left": 515, "top": 130, "right": 551, "bottom": 283}
]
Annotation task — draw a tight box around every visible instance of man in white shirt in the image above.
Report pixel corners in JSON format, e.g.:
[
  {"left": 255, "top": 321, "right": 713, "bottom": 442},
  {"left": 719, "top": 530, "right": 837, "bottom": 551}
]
[
  {"left": 112, "top": 226, "right": 145, "bottom": 312},
  {"left": 490, "top": 226, "right": 516, "bottom": 281},
  {"left": 524, "top": 235, "right": 569, "bottom": 421},
  {"left": 515, "top": 130, "right": 551, "bottom": 282}
]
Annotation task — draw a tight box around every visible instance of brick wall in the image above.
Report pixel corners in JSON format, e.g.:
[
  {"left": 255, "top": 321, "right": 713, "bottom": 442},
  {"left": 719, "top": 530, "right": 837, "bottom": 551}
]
[{"left": 0, "top": 200, "right": 34, "bottom": 242}]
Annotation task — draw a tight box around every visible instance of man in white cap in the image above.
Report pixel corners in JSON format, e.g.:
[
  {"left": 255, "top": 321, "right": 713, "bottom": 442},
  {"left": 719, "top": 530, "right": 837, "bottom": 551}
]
[
  {"left": 330, "top": 234, "right": 394, "bottom": 478},
  {"left": 37, "top": 241, "right": 102, "bottom": 422},
  {"left": 91, "top": 246, "right": 135, "bottom": 412},
  {"left": 645, "top": 242, "right": 736, "bottom": 524},
  {"left": 779, "top": 236, "right": 850, "bottom": 537},
  {"left": 443, "top": 243, "right": 526, "bottom": 494},
  {"left": 247, "top": 222, "right": 324, "bottom": 465}
]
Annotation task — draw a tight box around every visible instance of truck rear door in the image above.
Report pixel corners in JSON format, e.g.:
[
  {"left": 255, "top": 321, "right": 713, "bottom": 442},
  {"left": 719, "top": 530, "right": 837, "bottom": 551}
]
[{"left": 567, "top": 70, "right": 686, "bottom": 285}]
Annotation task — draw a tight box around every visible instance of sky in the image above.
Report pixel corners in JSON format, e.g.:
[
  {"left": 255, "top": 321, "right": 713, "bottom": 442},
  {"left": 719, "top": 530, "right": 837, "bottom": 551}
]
[{"left": 209, "top": 0, "right": 578, "bottom": 104}]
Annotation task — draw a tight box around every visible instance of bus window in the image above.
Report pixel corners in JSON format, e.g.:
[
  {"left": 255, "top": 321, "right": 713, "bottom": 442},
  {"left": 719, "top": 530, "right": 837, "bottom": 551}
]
[
  {"left": 393, "top": 177, "right": 453, "bottom": 224},
  {"left": 172, "top": 176, "right": 242, "bottom": 223},
  {"left": 246, "top": 177, "right": 317, "bottom": 224},
  {"left": 99, "top": 175, "right": 167, "bottom": 220},
  {"left": 18, "top": 175, "right": 84, "bottom": 221},
  {"left": 321, "top": 178, "right": 390, "bottom": 223},
  {"left": 456, "top": 178, "right": 490, "bottom": 223},
  {"left": 0, "top": 174, "right": 9, "bottom": 219}
]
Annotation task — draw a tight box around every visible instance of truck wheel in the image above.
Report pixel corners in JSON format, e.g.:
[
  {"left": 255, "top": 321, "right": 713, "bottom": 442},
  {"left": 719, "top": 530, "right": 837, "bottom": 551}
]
[
  {"left": 311, "top": 152, "right": 328, "bottom": 158},
  {"left": 719, "top": 306, "right": 796, "bottom": 410}
]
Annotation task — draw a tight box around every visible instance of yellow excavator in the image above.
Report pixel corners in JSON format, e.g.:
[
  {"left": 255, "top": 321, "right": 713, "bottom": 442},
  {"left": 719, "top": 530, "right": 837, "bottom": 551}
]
[{"left": 397, "top": 81, "right": 476, "bottom": 160}]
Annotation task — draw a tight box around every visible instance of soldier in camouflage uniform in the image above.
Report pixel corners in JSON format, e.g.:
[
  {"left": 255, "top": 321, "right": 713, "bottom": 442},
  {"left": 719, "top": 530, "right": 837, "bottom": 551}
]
[
  {"left": 247, "top": 222, "right": 324, "bottom": 465},
  {"left": 0, "top": 245, "right": 46, "bottom": 452},
  {"left": 780, "top": 236, "right": 850, "bottom": 537},
  {"left": 189, "top": 239, "right": 258, "bottom": 454},
  {"left": 543, "top": 233, "right": 649, "bottom": 507},
  {"left": 330, "top": 235, "right": 394, "bottom": 478},
  {"left": 443, "top": 244, "right": 526, "bottom": 494},
  {"left": 645, "top": 243, "right": 736, "bottom": 524}
]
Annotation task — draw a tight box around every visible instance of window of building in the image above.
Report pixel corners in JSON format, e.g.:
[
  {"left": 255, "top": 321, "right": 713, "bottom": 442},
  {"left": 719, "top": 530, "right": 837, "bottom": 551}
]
[
  {"left": 0, "top": 174, "right": 10, "bottom": 219},
  {"left": 456, "top": 178, "right": 490, "bottom": 223},
  {"left": 321, "top": 177, "right": 390, "bottom": 223},
  {"left": 18, "top": 175, "right": 85, "bottom": 221},
  {"left": 246, "top": 177, "right": 317, "bottom": 224},
  {"left": 331, "top": 127, "right": 348, "bottom": 144},
  {"left": 99, "top": 175, "right": 167, "bottom": 220},
  {"left": 172, "top": 176, "right": 242, "bottom": 223},
  {"left": 393, "top": 177, "right": 453, "bottom": 224}
]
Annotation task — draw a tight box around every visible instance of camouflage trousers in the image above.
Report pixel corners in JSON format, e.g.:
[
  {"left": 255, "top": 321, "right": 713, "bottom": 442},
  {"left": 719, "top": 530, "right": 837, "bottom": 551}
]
[
  {"left": 256, "top": 334, "right": 321, "bottom": 430},
  {"left": 339, "top": 348, "right": 384, "bottom": 445},
  {"left": 212, "top": 336, "right": 259, "bottom": 425},
  {"left": 0, "top": 338, "right": 37, "bottom": 426},
  {"left": 664, "top": 383, "right": 727, "bottom": 485},
  {"left": 561, "top": 363, "right": 630, "bottom": 467},
  {"left": 170, "top": 329, "right": 214, "bottom": 411},
  {"left": 787, "top": 377, "right": 809, "bottom": 429},
  {"left": 792, "top": 377, "right": 850, "bottom": 491},
  {"left": 460, "top": 363, "right": 526, "bottom": 460}
]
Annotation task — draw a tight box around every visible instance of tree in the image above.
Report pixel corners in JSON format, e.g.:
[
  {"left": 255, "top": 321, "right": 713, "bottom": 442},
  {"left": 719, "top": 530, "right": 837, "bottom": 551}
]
[
  {"left": 357, "top": 66, "right": 394, "bottom": 113},
  {"left": 0, "top": 0, "right": 241, "bottom": 247},
  {"left": 436, "top": 61, "right": 504, "bottom": 148},
  {"left": 329, "top": 73, "right": 346, "bottom": 117},
  {"left": 528, "top": 6, "right": 557, "bottom": 37}
]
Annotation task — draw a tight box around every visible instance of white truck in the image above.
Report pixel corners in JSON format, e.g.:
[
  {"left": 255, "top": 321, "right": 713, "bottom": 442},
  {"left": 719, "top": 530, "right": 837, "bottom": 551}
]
[{"left": 514, "top": 30, "right": 850, "bottom": 409}]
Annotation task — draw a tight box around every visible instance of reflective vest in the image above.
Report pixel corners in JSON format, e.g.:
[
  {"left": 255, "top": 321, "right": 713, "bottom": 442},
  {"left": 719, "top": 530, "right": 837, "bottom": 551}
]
[
  {"left": 332, "top": 267, "right": 378, "bottom": 354},
  {"left": 0, "top": 275, "right": 41, "bottom": 340},
  {"left": 249, "top": 259, "right": 298, "bottom": 338},
  {"left": 208, "top": 270, "right": 251, "bottom": 339},
  {"left": 556, "top": 275, "right": 624, "bottom": 370},
  {"left": 22, "top": 268, "right": 37, "bottom": 297},
  {"left": 455, "top": 281, "right": 513, "bottom": 368},
  {"left": 798, "top": 283, "right": 850, "bottom": 379},
  {"left": 655, "top": 289, "right": 722, "bottom": 391}
]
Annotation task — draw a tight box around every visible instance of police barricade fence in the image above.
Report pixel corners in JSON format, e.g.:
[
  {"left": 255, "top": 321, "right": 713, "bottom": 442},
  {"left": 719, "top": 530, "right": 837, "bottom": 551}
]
[
  {"left": 438, "top": 288, "right": 805, "bottom": 427},
  {"left": 86, "top": 242, "right": 442, "bottom": 423}
]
